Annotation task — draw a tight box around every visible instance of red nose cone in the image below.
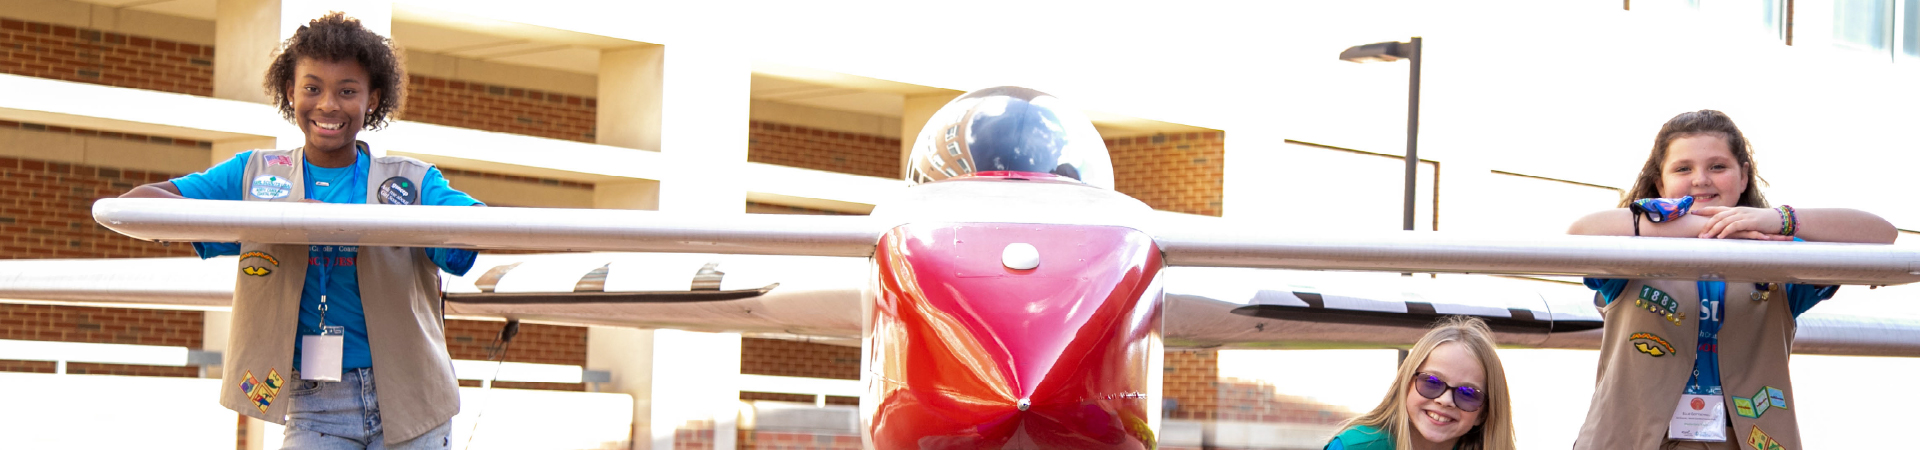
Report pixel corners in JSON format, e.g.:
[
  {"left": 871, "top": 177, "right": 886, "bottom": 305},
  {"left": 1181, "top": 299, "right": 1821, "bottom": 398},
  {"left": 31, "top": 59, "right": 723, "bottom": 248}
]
[{"left": 866, "top": 223, "right": 1163, "bottom": 449}]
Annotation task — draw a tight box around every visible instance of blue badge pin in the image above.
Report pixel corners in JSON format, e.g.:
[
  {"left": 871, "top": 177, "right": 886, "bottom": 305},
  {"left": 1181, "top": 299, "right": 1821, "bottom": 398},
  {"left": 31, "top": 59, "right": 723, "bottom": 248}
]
[
  {"left": 250, "top": 175, "right": 293, "bottom": 199},
  {"left": 378, "top": 176, "right": 417, "bottom": 205}
]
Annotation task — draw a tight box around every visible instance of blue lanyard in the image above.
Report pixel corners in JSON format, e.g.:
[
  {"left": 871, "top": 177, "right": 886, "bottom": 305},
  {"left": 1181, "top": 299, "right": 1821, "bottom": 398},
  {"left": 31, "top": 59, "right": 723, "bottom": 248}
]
[
  {"left": 303, "top": 151, "right": 362, "bottom": 334},
  {"left": 1685, "top": 281, "right": 1726, "bottom": 395}
]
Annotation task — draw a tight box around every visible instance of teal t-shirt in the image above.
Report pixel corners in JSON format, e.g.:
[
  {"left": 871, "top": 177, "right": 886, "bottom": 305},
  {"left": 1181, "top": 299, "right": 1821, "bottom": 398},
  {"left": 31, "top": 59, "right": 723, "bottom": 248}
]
[
  {"left": 1326, "top": 424, "right": 1464, "bottom": 450},
  {"left": 1326, "top": 424, "right": 1392, "bottom": 450}
]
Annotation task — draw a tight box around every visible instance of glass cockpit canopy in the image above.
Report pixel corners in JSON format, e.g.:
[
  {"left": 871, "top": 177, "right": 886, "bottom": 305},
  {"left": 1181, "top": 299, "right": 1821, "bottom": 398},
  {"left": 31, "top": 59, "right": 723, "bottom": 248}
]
[{"left": 907, "top": 86, "right": 1114, "bottom": 189}]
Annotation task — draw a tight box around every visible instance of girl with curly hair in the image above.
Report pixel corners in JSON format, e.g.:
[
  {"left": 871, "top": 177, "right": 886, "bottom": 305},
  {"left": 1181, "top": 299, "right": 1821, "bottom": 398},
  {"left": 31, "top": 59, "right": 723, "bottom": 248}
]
[{"left": 123, "top": 12, "right": 480, "bottom": 449}]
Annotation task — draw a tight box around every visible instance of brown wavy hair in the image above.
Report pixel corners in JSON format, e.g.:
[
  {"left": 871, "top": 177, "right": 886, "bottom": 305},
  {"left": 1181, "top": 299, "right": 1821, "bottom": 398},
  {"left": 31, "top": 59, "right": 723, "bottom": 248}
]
[
  {"left": 262, "top": 12, "right": 405, "bottom": 131},
  {"left": 1334, "top": 316, "right": 1516, "bottom": 450},
  {"left": 1619, "top": 110, "right": 1768, "bottom": 208}
]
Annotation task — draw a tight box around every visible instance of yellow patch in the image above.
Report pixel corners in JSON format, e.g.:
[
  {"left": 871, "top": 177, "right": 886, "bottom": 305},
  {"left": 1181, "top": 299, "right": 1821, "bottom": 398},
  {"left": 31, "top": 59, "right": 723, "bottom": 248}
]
[
  {"left": 1629, "top": 332, "right": 1674, "bottom": 357},
  {"left": 241, "top": 266, "right": 272, "bottom": 277},
  {"left": 1746, "top": 425, "right": 1783, "bottom": 450},
  {"left": 239, "top": 251, "right": 279, "bottom": 266},
  {"left": 1634, "top": 341, "right": 1667, "bottom": 356}
]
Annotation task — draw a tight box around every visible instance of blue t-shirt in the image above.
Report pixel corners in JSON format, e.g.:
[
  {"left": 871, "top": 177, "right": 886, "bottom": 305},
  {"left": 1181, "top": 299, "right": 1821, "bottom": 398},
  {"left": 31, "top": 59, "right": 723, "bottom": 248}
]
[
  {"left": 171, "top": 149, "right": 482, "bottom": 370},
  {"left": 1586, "top": 277, "right": 1836, "bottom": 396}
]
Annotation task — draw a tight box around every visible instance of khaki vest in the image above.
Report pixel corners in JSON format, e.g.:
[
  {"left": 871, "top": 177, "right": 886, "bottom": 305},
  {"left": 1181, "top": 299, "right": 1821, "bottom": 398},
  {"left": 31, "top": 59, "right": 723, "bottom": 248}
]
[
  {"left": 1574, "top": 279, "right": 1800, "bottom": 450},
  {"left": 218, "top": 147, "right": 459, "bottom": 444}
]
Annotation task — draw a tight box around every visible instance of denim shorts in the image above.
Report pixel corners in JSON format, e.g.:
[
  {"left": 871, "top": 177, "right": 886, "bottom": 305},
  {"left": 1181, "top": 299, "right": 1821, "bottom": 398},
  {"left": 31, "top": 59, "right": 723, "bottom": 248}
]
[{"left": 284, "top": 367, "right": 451, "bottom": 450}]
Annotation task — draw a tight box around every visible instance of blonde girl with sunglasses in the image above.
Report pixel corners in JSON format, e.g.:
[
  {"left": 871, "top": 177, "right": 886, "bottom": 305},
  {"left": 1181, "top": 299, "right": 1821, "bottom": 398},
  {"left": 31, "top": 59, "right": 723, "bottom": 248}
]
[{"left": 1325, "top": 316, "right": 1517, "bottom": 450}]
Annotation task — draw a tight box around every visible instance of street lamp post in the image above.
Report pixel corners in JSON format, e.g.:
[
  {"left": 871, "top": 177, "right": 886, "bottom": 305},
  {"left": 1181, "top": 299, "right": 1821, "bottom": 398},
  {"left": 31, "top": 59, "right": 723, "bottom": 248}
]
[{"left": 1338, "top": 37, "right": 1422, "bottom": 232}]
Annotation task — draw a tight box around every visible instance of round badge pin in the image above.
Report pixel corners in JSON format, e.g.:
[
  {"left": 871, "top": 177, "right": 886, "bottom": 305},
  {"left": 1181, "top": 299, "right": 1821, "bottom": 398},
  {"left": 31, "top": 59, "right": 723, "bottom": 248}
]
[
  {"left": 250, "top": 175, "right": 292, "bottom": 199},
  {"left": 378, "top": 176, "right": 418, "bottom": 205}
]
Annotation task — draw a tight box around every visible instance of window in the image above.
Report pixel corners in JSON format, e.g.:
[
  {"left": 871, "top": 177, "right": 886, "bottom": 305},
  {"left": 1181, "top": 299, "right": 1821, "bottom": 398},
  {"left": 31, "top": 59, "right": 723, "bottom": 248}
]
[
  {"left": 1903, "top": 0, "right": 1920, "bottom": 57},
  {"left": 1832, "top": 0, "right": 1893, "bottom": 52}
]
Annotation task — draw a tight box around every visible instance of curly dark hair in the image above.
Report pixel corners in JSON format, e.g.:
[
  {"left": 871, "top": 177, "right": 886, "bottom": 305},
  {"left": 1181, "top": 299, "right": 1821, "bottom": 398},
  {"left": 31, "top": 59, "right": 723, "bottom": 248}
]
[{"left": 262, "top": 12, "right": 405, "bottom": 130}]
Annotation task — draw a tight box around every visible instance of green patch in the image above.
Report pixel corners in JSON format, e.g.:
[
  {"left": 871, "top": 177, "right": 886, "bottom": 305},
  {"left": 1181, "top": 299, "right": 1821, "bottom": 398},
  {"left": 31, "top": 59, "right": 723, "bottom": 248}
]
[{"left": 1636, "top": 285, "right": 1686, "bottom": 325}]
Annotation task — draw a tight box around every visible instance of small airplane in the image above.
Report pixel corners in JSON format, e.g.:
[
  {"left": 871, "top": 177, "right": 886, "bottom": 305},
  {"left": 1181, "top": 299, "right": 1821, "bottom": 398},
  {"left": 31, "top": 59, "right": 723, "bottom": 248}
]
[{"left": 19, "top": 87, "right": 1920, "bottom": 449}]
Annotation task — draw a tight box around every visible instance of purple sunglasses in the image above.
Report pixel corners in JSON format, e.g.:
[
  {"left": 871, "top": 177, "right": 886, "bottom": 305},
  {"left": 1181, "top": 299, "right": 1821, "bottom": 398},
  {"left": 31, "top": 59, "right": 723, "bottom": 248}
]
[{"left": 1412, "top": 372, "right": 1485, "bottom": 412}]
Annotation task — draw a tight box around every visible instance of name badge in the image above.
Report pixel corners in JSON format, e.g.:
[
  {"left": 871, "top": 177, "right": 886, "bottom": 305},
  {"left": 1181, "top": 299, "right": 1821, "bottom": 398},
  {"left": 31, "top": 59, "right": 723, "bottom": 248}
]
[
  {"left": 1668, "top": 393, "right": 1729, "bottom": 442},
  {"left": 299, "top": 326, "right": 345, "bottom": 382}
]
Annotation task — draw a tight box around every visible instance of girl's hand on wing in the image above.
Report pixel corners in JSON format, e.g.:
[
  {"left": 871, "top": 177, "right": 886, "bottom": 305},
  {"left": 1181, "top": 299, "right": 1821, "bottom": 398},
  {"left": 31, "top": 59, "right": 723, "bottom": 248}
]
[{"left": 1692, "top": 206, "right": 1792, "bottom": 241}]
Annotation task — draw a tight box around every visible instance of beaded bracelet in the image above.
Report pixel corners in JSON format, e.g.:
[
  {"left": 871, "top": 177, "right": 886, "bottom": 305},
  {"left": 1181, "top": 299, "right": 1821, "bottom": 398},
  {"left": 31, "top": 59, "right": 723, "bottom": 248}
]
[{"left": 1777, "top": 204, "right": 1797, "bottom": 236}]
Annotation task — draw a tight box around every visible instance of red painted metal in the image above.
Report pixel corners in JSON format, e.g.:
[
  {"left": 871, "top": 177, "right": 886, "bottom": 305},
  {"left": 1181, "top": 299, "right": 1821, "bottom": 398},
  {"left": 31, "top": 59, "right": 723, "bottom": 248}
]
[{"left": 865, "top": 222, "right": 1164, "bottom": 449}]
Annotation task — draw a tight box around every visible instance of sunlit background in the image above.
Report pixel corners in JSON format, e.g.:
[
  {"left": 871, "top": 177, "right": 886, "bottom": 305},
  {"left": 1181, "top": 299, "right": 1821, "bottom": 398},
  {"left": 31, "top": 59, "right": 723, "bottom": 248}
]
[{"left": 1, "top": 0, "right": 1917, "bottom": 448}]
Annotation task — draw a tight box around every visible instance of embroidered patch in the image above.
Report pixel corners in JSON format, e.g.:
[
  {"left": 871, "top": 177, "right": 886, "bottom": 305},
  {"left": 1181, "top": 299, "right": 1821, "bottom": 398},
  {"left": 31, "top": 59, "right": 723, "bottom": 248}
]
[
  {"left": 239, "top": 369, "right": 281, "bottom": 413},
  {"left": 1763, "top": 386, "right": 1787, "bottom": 410},
  {"left": 1630, "top": 332, "right": 1674, "bottom": 357},
  {"left": 378, "top": 176, "right": 417, "bottom": 205},
  {"left": 1635, "top": 285, "right": 1686, "bottom": 325},
  {"left": 241, "top": 266, "right": 272, "bottom": 277},
  {"left": 249, "top": 175, "right": 293, "bottom": 200},
  {"left": 264, "top": 155, "right": 294, "bottom": 167},
  {"left": 239, "top": 251, "right": 279, "bottom": 266},
  {"left": 1751, "top": 389, "right": 1770, "bottom": 417},
  {"left": 1733, "top": 397, "right": 1758, "bottom": 418},
  {"left": 1747, "top": 425, "right": 1783, "bottom": 450}
]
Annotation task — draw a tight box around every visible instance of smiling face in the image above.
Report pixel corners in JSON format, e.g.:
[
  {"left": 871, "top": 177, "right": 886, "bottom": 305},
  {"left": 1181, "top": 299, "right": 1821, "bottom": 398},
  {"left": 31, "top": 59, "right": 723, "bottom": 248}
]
[
  {"left": 1658, "top": 133, "right": 1749, "bottom": 208},
  {"left": 1403, "top": 342, "right": 1486, "bottom": 448},
  {"left": 287, "top": 57, "right": 379, "bottom": 159}
]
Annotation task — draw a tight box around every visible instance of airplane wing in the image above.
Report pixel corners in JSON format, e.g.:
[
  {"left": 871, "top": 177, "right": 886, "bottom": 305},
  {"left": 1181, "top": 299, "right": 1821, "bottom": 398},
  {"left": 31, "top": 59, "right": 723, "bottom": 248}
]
[
  {"left": 95, "top": 198, "right": 1920, "bottom": 286},
  {"left": 8, "top": 252, "right": 1919, "bottom": 356}
]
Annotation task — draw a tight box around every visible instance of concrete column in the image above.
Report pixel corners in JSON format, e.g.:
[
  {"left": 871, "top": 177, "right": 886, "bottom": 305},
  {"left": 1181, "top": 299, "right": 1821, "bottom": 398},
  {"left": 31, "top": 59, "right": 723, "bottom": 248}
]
[
  {"left": 593, "top": 181, "right": 662, "bottom": 211},
  {"left": 215, "top": 0, "right": 393, "bottom": 104},
  {"left": 596, "top": 42, "right": 748, "bottom": 213},
  {"left": 587, "top": 327, "right": 741, "bottom": 450},
  {"left": 211, "top": 137, "right": 281, "bottom": 166},
  {"left": 589, "top": 153, "right": 737, "bottom": 449},
  {"left": 597, "top": 46, "right": 665, "bottom": 152},
  {"left": 653, "top": 42, "right": 750, "bottom": 215},
  {"left": 899, "top": 93, "right": 952, "bottom": 178},
  {"left": 201, "top": 310, "right": 231, "bottom": 378}
]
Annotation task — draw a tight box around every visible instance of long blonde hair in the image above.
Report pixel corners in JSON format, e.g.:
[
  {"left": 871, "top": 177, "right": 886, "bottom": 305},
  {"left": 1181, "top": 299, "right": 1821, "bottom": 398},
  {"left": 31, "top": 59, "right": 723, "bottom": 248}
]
[{"left": 1335, "top": 316, "right": 1516, "bottom": 450}]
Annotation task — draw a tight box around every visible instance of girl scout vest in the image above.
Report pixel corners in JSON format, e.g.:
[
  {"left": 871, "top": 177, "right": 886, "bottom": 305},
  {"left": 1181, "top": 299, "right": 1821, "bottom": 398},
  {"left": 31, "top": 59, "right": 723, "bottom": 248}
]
[
  {"left": 1574, "top": 278, "right": 1799, "bottom": 450},
  {"left": 218, "top": 147, "right": 459, "bottom": 444}
]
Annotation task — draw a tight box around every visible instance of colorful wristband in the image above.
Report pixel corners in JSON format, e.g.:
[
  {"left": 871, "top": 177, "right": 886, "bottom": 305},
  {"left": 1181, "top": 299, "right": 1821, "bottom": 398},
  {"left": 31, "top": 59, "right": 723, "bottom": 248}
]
[
  {"left": 1630, "top": 196, "right": 1694, "bottom": 224},
  {"left": 1777, "top": 205, "right": 1797, "bottom": 236}
]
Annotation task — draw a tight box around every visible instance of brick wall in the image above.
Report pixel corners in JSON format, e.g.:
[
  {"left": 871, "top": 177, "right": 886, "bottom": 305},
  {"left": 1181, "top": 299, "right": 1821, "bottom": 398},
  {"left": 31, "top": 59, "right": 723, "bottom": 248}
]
[
  {"left": 0, "top": 15, "right": 598, "bottom": 143},
  {"left": 0, "top": 17, "right": 213, "bottom": 96},
  {"left": 741, "top": 338, "right": 858, "bottom": 380},
  {"left": 402, "top": 74, "right": 598, "bottom": 143},
  {"left": 0, "top": 146, "right": 594, "bottom": 390},
  {"left": 1213, "top": 378, "right": 1357, "bottom": 425},
  {"left": 739, "top": 430, "right": 862, "bottom": 450},
  {"left": 1163, "top": 349, "right": 1220, "bottom": 420},
  {"left": 674, "top": 422, "right": 715, "bottom": 450},
  {"left": 739, "top": 338, "right": 860, "bottom": 405},
  {"left": 438, "top": 167, "right": 595, "bottom": 191},
  {"left": 445, "top": 319, "right": 588, "bottom": 391},
  {"left": 748, "top": 121, "right": 902, "bottom": 179},
  {"left": 0, "top": 139, "right": 203, "bottom": 377},
  {"left": 1108, "top": 132, "right": 1226, "bottom": 217}
]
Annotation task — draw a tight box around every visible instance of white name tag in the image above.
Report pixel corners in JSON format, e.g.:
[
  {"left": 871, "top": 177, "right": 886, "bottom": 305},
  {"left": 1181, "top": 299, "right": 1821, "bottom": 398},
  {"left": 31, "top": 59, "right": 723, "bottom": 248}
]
[
  {"left": 1668, "top": 393, "right": 1728, "bottom": 442},
  {"left": 299, "top": 327, "right": 344, "bottom": 382}
]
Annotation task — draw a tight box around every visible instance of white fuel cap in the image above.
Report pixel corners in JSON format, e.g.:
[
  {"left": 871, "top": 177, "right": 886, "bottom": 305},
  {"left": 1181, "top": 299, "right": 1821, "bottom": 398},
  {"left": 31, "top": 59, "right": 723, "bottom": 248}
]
[{"left": 1002, "top": 243, "right": 1039, "bottom": 270}]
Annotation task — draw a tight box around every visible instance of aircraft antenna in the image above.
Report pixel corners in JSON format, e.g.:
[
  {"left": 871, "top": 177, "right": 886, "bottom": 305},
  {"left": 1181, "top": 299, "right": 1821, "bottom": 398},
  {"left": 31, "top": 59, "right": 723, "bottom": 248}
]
[{"left": 462, "top": 318, "right": 519, "bottom": 450}]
